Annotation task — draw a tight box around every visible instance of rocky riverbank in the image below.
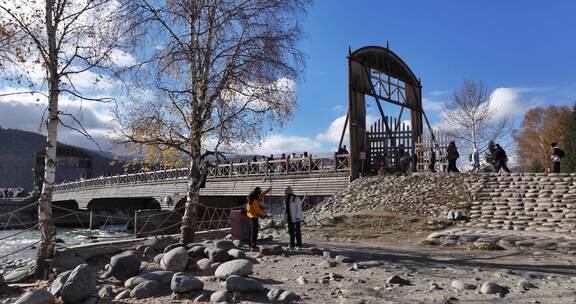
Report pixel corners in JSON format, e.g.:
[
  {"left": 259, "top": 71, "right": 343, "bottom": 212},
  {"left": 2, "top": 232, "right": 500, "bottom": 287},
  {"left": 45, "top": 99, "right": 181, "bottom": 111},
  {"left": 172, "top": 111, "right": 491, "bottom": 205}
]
[
  {"left": 313, "top": 173, "right": 485, "bottom": 220},
  {"left": 3, "top": 226, "right": 576, "bottom": 303}
]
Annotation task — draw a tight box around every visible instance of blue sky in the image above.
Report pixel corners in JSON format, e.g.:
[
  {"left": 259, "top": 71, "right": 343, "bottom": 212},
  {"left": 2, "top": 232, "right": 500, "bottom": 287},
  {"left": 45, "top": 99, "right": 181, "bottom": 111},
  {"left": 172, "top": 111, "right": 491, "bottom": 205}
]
[
  {"left": 263, "top": 0, "right": 576, "bottom": 155},
  {"left": 1, "top": 1, "right": 575, "bottom": 156}
]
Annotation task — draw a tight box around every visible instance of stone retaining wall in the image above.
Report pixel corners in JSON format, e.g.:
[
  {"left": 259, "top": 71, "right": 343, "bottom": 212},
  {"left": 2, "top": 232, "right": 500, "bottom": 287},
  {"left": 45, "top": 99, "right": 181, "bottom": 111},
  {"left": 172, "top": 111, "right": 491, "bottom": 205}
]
[{"left": 468, "top": 173, "right": 576, "bottom": 233}]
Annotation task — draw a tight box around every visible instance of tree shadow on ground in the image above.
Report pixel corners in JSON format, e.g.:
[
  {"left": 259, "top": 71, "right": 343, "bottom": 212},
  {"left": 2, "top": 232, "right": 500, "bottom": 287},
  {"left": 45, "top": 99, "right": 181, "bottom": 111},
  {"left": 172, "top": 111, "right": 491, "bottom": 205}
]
[{"left": 324, "top": 244, "right": 576, "bottom": 276}]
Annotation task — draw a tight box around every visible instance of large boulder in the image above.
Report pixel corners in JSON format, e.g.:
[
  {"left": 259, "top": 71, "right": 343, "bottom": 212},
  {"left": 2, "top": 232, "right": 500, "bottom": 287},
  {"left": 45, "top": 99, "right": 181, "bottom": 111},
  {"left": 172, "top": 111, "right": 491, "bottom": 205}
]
[
  {"left": 98, "top": 285, "right": 116, "bottom": 299},
  {"left": 125, "top": 271, "right": 174, "bottom": 289},
  {"left": 145, "top": 236, "right": 176, "bottom": 251},
  {"left": 214, "top": 240, "right": 236, "bottom": 251},
  {"left": 170, "top": 272, "right": 204, "bottom": 293},
  {"left": 196, "top": 258, "right": 212, "bottom": 271},
  {"left": 52, "top": 252, "right": 85, "bottom": 273},
  {"left": 60, "top": 264, "right": 97, "bottom": 303},
  {"left": 140, "top": 262, "right": 163, "bottom": 274},
  {"left": 210, "top": 290, "right": 231, "bottom": 303},
  {"left": 143, "top": 247, "right": 157, "bottom": 261},
  {"left": 114, "top": 290, "right": 131, "bottom": 300},
  {"left": 451, "top": 280, "right": 476, "bottom": 291},
  {"left": 161, "top": 247, "right": 188, "bottom": 272},
  {"left": 225, "top": 275, "right": 264, "bottom": 292},
  {"left": 480, "top": 281, "right": 507, "bottom": 295},
  {"left": 259, "top": 245, "right": 283, "bottom": 256},
  {"left": 130, "top": 280, "right": 160, "bottom": 299},
  {"left": 110, "top": 251, "right": 141, "bottom": 280},
  {"left": 154, "top": 253, "right": 164, "bottom": 264},
  {"left": 278, "top": 290, "right": 300, "bottom": 302},
  {"left": 227, "top": 249, "right": 246, "bottom": 259},
  {"left": 49, "top": 270, "right": 72, "bottom": 296},
  {"left": 14, "top": 289, "right": 55, "bottom": 304},
  {"left": 447, "top": 209, "right": 464, "bottom": 220},
  {"left": 164, "top": 243, "right": 185, "bottom": 253},
  {"left": 4, "top": 267, "right": 33, "bottom": 283},
  {"left": 188, "top": 245, "right": 207, "bottom": 259},
  {"left": 208, "top": 248, "right": 231, "bottom": 263},
  {"left": 214, "top": 259, "right": 253, "bottom": 279}
]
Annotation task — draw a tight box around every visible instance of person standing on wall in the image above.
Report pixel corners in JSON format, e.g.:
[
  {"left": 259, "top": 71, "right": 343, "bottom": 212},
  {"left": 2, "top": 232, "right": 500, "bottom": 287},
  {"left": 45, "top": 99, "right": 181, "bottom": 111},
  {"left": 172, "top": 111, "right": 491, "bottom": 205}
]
[
  {"left": 246, "top": 186, "right": 271, "bottom": 251},
  {"left": 284, "top": 186, "right": 303, "bottom": 249},
  {"left": 495, "top": 144, "right": 511, "bottom": 173},
  {"left": 428, "top": 147, "right": 437, "bottom": 172},
  {"left": 551, "top": 142, "right": 565, "bottom": 173},
  {"left": 446, "top": 141, "right": 460, "bottom": 172},
  {"left": 470, "top": 148, "right": 481, "bottom": 172}
]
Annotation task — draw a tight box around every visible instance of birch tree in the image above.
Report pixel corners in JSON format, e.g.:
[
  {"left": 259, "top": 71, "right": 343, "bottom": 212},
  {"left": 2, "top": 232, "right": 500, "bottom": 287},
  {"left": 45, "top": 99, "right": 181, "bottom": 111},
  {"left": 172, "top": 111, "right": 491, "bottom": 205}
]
[
  {"left": 440, "top": 80, "right": 511, "bottom": 158},
  {"left": 0, "top": 0, "right": 130, "bottom": 278},
  {"left": 116, "top": 0, "right": 310, "bottom": 244}
]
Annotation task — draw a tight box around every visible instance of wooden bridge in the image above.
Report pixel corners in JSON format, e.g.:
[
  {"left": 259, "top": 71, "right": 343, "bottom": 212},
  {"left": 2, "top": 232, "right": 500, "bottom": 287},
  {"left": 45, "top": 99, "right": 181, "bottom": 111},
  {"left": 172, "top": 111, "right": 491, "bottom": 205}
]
[{"left": 52, "top": 154, "right": 351, "bottom": 210}]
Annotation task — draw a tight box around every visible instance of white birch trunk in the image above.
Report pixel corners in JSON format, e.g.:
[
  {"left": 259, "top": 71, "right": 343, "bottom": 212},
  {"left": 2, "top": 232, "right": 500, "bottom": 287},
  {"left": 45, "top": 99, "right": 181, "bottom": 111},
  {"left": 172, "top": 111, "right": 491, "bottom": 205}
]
[
  {"left": 35, "top": 0, "right": 58, "bottom": 278},
  {"left": 180, "top": 138, "right": 202, "bottom": 244}
]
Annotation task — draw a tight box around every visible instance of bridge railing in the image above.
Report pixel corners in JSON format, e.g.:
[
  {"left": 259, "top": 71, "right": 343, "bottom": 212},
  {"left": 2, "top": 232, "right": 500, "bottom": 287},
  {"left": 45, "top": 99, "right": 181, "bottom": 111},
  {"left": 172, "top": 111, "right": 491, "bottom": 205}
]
[{"left": 53, "top": 153, "right": 350, "bottom": 192}]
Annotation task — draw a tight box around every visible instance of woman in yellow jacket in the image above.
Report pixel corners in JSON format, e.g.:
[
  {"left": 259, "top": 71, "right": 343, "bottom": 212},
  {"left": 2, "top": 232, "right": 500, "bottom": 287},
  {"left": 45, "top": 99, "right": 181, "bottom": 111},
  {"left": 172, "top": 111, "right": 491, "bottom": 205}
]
[{"left": 246, "top": 186, "right": 271, "bottom": 250}]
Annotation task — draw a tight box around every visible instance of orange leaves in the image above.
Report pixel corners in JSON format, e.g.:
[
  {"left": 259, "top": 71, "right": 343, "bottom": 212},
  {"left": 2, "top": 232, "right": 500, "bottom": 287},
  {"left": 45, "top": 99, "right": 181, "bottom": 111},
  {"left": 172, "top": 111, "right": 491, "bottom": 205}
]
[
  {"left": 513, "top": 106, "right": 572, "bottom": 171},
  {"left": 0, "top": 24, "right": 10, "bottom": 37}
]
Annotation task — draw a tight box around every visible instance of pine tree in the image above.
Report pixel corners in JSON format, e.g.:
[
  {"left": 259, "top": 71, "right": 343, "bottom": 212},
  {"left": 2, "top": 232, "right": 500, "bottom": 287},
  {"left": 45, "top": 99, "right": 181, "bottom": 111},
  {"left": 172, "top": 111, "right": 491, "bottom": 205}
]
[{"left": 562, "top": 103, "right": 576, "bottom": 172}]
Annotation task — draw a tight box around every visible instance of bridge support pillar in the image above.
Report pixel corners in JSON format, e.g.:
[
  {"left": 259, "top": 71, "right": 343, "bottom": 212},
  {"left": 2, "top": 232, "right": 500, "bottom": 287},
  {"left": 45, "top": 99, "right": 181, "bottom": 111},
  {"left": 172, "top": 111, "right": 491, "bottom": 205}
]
[{"left": 89, "top": 211, "right": 98, "bottom": 230}]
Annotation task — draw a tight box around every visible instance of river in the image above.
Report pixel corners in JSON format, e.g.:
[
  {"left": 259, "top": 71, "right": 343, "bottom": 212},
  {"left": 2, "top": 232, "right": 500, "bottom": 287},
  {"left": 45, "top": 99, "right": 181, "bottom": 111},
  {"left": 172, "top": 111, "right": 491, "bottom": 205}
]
[{"left": 0, "top": 227, "right": 131, "bottom": 272}]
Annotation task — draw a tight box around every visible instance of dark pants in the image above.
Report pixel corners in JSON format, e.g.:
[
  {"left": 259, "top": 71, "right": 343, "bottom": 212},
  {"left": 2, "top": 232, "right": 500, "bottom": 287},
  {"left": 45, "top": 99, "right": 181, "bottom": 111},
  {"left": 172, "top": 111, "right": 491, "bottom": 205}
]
[
  {"left": 429, "top": 162, "right": 436, "bottom": 172},
  {"left": 249, "top": 218, "right": 259, "bottom": 248},
  {"left": 554, "top": 162, "right": 561, "bottom": 173},
  {"left": 500, "top": 162, "right": 511, "bottom": 173},
  {"left": 447, "top": 159, "right": 459, "bottom": 172},
  {"left": 287, "top": 221, "right": 302, "bottom": 248}
]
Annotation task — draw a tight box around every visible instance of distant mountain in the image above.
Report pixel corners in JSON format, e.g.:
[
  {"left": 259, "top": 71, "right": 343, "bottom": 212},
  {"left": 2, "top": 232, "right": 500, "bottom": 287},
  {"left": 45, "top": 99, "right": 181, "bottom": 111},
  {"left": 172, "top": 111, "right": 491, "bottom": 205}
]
[{"left": 0, "top": 127, "right": 126, "bottom": 192}]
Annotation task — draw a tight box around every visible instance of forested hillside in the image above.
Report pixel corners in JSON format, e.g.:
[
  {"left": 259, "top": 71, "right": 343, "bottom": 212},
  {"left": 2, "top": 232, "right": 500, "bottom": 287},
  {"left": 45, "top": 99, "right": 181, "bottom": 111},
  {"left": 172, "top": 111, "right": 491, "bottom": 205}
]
[{"left": 0, "top": 127, "right": 125, "bottom": 191}]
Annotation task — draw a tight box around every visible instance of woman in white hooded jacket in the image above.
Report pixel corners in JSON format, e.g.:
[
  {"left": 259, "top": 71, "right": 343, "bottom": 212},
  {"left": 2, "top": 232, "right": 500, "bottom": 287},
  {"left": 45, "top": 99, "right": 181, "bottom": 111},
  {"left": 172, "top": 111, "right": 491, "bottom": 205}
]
[{"left": 284, "top": 186, "right": 303, "bottom": 249}]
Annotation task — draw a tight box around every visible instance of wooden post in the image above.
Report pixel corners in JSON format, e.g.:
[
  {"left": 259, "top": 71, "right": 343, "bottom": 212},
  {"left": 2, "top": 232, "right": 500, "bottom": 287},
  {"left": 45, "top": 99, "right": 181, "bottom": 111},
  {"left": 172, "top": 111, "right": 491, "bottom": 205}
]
[
  {"left": 229, "top": 162, "right": 233, "bottom": 178},
  {"left": 334, "top": 152, "right": 338, "bottom": 172},
  {"left": 89, "top": 210, "right": 93, "bottom": 230},
  {"left": 134, "top": 210, "right": 138, "bottom": 238},
  {"left": 308, "top": 155, "right": 312, "bottom": 174}
]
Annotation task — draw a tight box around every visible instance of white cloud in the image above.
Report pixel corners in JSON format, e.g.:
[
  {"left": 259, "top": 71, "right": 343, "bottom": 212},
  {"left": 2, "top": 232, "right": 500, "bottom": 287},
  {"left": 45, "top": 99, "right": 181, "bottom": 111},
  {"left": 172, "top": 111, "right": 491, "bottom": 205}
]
[
  {"left": 429, "top": 90, "right": 449, "bottom": 97},
  {"left": 488, "top": 87, "right": 532, "bottom": 120},
  {"left": 316, "top": 114, "right": 378, "bottom": 146},
  {"left": 422, "top": 97, "right": 445, "bottom": 113},
  {"left": 331, "top": 104, "right": 345, "bottom": 112},
  {"left": 0, "top": 87, "right": 116, "bottom": 151},
  {"left": 316, "top": 115, "right": 348, "bottom": 144},
  {"left": 108, "top": 49, "right": 136, "bottom": 67},
  {"left": 253, "top": 135, "right": 322, "bottom": 156},
  {"left": 222, "top": 77, "right": 296, "bottom": 112}
]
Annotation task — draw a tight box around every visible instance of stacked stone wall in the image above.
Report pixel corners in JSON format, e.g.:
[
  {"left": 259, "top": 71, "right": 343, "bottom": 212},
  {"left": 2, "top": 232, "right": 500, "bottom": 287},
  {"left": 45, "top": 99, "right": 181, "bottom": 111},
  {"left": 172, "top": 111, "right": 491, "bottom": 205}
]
[{"left": 468, "top": 173, "right": 576, "bottom": 233}]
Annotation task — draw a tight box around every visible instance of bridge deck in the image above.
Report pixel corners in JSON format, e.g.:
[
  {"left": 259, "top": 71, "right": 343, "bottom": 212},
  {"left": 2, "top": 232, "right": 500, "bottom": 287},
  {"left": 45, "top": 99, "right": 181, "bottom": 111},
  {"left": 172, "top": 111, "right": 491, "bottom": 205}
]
[{"left": 52, "top": 155, "right": 351, "bottom": 210}]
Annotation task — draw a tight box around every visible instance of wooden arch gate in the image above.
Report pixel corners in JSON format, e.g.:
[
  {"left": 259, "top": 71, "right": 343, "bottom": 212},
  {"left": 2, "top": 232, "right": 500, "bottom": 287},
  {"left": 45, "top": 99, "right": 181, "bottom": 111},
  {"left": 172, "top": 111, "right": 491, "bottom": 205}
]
[{"left": 346, "top": 45, "right": 435, "bottom": 180}]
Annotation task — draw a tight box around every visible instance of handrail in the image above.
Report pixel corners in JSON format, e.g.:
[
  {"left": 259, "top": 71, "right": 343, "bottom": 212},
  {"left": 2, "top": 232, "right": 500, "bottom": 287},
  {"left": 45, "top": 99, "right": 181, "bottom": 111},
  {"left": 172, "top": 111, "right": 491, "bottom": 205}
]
[{"left": 52, "top": 154, "right": 350, "bottom": 193}]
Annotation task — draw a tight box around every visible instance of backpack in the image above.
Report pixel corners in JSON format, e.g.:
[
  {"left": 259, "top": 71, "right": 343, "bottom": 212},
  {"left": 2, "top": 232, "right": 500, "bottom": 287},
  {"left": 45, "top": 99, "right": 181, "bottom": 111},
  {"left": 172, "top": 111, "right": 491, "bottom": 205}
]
[{"left": 557, "top": 148, "right": 565, "bottom": 158}]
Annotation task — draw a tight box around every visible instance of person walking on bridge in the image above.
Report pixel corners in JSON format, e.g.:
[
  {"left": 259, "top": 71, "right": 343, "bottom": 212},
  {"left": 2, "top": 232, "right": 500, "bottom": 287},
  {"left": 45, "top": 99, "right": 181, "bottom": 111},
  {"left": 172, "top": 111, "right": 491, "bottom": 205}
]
[
  {"left": 284, "top": 186, "right": 303, "bottom": 249},
  {"left": 246, "top": 186, "right": 271, "bottom": 251}
]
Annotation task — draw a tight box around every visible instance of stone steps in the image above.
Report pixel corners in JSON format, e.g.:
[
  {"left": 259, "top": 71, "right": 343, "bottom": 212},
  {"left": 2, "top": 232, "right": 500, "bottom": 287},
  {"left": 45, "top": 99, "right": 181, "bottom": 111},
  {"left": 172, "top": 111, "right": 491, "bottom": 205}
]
[{"left": 467, "top": 173, "right": 576, "bottom": 233}]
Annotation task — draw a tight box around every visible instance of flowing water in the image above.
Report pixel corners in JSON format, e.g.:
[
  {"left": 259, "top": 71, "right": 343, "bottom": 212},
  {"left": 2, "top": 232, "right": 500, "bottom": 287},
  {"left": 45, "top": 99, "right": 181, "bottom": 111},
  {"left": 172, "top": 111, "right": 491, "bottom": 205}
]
[{"left": 0, "top": 227, "right": 131, "bottom": 272}]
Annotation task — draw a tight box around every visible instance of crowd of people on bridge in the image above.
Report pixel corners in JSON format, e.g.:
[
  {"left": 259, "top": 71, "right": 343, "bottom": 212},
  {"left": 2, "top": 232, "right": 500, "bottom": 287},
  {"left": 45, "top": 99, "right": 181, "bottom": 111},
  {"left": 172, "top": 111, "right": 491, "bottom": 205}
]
[
  {"left": 210, "top": 146, "right": 350, "bottom": 175},
  {"left": 0, "top": 187, "right": 26, "bottom": 198}
]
